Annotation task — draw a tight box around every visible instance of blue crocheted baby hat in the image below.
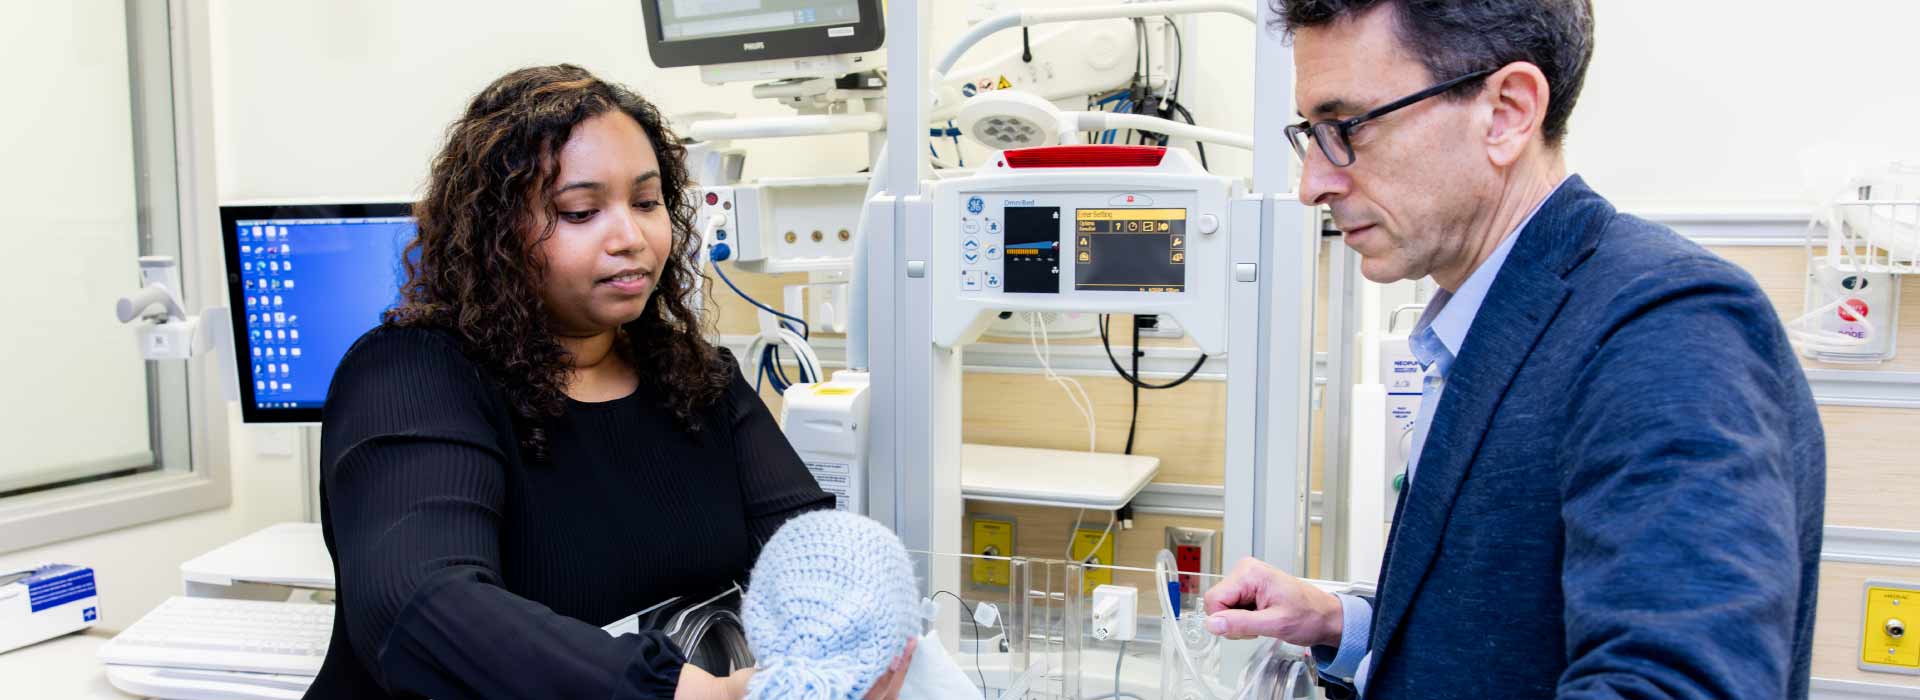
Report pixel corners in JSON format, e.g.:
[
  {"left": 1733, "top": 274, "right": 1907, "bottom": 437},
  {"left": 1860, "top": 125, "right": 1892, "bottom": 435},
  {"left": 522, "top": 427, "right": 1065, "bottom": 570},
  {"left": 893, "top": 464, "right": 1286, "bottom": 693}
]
[{"left": 742, "top": 510, "right": 920, "bottom": 700}]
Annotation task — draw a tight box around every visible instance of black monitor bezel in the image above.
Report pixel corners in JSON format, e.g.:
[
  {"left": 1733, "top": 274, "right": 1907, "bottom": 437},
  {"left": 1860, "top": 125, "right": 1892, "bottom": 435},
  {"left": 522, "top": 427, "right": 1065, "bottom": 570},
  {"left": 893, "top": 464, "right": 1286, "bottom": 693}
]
[
  {"left": 220, "top": 202, "right": 414, "bottom": 424},
  {"left": 640, "top": 0, "right": 885, "bottom": 69}
]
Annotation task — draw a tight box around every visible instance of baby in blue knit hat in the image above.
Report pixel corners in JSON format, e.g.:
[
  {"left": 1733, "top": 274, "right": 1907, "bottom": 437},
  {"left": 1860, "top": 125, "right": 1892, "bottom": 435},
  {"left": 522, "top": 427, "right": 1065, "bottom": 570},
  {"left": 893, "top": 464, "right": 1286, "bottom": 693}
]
[{"left": 742, "top": 510, "right": 921, "bottom": 700}]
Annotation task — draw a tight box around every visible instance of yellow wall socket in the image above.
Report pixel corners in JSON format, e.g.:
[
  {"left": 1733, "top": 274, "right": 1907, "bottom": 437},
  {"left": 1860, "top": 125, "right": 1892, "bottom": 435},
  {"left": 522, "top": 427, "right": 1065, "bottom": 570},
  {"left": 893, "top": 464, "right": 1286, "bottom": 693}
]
[
  {"left": 970, "top": 516, "right": 1015, "bottom": 589},
  {"left": 1070, "top": 527, "right": 1117, "bottom": 594},
  {"left": 1861, "top": 580, "right": 1920, "bottom": 675}
]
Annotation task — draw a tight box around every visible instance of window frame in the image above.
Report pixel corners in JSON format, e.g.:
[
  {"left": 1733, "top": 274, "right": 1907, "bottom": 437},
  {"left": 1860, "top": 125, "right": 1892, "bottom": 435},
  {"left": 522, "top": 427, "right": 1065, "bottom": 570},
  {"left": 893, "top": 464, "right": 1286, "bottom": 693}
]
[{"left": 0, "top": 0, "right": 230, "bottom": 554}]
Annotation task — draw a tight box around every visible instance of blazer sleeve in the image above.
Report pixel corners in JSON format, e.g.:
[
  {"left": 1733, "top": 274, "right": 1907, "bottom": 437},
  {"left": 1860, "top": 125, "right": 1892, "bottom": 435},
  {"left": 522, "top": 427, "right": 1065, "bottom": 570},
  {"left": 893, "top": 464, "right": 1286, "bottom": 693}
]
[
  {"left": 321, "top": 328, "right": 687, "bottom": 699},
  {"left": 1554, "top": 255, "right": 1813, "bottom": 699}
]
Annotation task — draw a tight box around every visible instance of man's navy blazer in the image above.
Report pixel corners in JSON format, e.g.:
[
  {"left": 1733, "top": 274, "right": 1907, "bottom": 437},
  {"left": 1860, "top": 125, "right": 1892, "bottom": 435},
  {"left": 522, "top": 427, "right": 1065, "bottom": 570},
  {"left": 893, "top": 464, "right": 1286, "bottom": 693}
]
[{"left": 1337, "top": 177, "right": 1826, "bottom": 698}]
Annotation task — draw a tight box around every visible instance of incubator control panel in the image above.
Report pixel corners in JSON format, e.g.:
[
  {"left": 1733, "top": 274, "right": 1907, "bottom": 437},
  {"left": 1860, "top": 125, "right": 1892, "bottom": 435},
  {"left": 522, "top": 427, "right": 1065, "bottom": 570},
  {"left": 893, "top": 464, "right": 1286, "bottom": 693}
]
[{"left": 925, "top": 146, "right": 1239, "bottom": 353}]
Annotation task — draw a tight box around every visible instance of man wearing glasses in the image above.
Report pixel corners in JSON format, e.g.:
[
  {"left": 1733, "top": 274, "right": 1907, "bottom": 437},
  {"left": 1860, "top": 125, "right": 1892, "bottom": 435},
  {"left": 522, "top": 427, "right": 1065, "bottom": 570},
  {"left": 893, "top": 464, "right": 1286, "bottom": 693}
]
[{"left": 1202, "top": 1, "right": 1826, "bottom": 698}]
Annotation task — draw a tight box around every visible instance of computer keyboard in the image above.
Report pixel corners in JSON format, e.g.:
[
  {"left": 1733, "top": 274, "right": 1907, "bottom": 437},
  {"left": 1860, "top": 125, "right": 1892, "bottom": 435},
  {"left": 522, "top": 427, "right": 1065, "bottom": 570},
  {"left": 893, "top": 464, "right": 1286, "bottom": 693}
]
[{"left": 99, "top": 596, "right": 332, "bottom": 676}]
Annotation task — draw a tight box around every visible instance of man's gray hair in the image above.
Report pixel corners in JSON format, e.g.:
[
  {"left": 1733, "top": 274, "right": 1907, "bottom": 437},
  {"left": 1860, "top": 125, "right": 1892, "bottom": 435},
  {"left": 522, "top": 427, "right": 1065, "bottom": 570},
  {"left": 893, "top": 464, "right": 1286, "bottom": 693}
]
[{"left": 1273, "top": 0, "right": 1594, "bottom": 146}]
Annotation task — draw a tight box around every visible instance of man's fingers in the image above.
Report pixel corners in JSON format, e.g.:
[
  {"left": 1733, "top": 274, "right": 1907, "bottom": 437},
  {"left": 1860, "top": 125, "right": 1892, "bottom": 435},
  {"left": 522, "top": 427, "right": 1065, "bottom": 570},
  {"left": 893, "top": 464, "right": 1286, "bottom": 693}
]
[
  {"left": 1203, "top": 557, "right": 1272, "bottom": 614},
  {"left": 1203, "top": 607, "right": 1284, "bottom": 641},
  {"left": 863, "top": 636, "right": 918, "bottom": 700}
]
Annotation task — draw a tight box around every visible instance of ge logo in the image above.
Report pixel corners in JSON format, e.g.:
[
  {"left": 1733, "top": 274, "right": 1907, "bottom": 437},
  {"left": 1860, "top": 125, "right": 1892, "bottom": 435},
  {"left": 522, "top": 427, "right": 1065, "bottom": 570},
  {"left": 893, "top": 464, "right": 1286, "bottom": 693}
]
[{"left": 967, "top": 197, "right": 985, "bottom": 214}]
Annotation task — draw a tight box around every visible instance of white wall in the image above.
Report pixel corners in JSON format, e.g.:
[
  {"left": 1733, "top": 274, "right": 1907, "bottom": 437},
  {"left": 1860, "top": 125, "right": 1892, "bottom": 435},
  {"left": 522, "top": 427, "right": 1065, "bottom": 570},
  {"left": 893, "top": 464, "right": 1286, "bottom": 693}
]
[{"left": 1567, "top": 0, "right": 1920, "bottom": 212}]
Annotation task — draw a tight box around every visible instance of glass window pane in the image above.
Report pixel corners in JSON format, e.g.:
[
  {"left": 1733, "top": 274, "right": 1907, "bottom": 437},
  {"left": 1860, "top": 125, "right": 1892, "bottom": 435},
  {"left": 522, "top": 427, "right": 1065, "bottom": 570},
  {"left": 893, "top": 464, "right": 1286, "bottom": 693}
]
[{"left": 0, "top": 1, "right": 158, "bottom": 494}]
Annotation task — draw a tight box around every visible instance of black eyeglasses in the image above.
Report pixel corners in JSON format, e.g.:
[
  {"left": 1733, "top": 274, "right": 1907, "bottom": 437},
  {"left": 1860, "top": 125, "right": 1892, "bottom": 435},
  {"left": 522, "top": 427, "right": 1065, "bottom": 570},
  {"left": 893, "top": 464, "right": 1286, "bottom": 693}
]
[{"left": 1286, "top": 69, "right": 1495, "bottom": 167}]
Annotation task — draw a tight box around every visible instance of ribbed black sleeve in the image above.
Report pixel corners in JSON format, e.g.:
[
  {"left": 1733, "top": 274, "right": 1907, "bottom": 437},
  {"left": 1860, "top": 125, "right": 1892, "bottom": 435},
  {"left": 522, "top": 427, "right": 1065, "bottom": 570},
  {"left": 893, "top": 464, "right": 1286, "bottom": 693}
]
[
  {"left": 721, "top": 362, "right": 840, "bottom": 546},
  {"left": 306, "top": 327, "right": 828, "bottom": 700}
]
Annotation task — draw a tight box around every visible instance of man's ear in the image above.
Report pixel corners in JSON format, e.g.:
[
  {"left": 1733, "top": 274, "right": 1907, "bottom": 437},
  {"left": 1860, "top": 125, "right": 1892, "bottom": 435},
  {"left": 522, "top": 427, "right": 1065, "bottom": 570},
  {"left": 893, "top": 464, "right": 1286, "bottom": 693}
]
[{"left": 1483, "top": 62, "right": 1551, "bottom": 167}]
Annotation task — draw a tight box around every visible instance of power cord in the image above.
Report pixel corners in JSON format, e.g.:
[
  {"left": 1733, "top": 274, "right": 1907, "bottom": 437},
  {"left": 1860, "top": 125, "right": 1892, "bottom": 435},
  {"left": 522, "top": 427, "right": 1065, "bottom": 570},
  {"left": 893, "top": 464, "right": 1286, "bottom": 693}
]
[
  {"left": 931, "top": 590, "right": 990, "bottom": 698},
  {"left": 1098, "top": 315, "right": 1206, "bottom": 391}
]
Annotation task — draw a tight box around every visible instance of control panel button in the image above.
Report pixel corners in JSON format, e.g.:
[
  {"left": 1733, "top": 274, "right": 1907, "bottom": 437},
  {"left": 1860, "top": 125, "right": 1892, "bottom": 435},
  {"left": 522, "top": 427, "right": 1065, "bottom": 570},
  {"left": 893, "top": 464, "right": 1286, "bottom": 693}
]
[
  {"left": 961, "top": 270, "right": 983, "bottom": 291},
  {"left": 1198, "top": 214, "right": 1220, "bottom": 235},
  {"left": 986, "top": 243, "right": 1001, "bottom": 260},
  {"left": 987, "top": 219, "right": 1001, "bottom": 235},
  {"left": 963, "top": 237, "right": 982, "bottom": 265},
  {"left": 985, "top": 271, "right": 1002, "bottom": 289},
  {"left": 963, "top": 219, "right": 980, "bottom": 234}
]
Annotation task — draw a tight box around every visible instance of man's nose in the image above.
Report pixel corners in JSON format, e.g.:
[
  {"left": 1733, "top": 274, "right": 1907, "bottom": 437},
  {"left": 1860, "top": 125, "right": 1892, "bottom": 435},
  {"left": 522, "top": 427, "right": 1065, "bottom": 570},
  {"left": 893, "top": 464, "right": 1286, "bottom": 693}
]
[{"left": 1296, "top": 144, "right": 1350, "bottom": 207}]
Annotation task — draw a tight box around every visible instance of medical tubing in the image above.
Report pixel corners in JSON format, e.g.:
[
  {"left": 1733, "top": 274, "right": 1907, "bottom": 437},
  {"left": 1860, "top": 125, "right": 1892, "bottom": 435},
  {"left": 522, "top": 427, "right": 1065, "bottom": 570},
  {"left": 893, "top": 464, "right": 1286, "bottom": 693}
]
[
  {"left": 1786, "top": 295, "right": 1876, "bottom": 349},
  {"left": 936, "top": 1, "right": 1256, "bottom": 77},
  {"left": 1078, "top": 112, "right": 1254, "bottom": 150},
  {"left": 1156, "top": 550, "right": 1227, "bottom": 700},
  {"left": 711, "top": 257, "right": 810, "bottom": 339}
]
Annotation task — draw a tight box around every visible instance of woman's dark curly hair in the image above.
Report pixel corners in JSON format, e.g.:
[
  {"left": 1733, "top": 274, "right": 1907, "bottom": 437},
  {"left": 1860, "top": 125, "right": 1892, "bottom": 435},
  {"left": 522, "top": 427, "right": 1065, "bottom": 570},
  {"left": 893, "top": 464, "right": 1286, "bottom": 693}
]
[{"left": 386, "top": 64, "right": 730, "bottom": 461}]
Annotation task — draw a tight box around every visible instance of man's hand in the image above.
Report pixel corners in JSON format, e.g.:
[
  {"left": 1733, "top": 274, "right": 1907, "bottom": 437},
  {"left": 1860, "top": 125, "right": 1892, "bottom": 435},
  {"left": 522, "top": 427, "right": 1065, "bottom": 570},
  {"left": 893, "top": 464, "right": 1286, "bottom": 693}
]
[
  {"left": 674, "top": 664, "right": 750, "bottom": 700},
  {"left": 1201, "top": 556, "right": 1346, "bottom": 646},
  {"left": 861, "top": 635, "right": 918, "bottom": 700}
]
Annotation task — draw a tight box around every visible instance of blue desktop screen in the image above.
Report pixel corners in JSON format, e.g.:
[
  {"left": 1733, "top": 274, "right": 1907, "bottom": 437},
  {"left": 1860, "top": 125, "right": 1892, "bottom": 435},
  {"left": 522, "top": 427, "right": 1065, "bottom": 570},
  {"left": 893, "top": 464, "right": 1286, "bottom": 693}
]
[{"left": 233, "top": 216, "right": 414, "bottom": 412}]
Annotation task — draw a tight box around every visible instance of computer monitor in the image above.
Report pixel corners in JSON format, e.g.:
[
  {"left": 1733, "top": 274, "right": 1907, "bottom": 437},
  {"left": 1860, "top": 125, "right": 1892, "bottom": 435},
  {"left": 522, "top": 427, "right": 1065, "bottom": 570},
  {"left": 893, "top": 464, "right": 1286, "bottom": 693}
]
[
  {"left": 219, "top": 202, "right": 415, "bottom": 424},
  {"left": 641, "top": 0, "right": 884, "bottom": 68}
]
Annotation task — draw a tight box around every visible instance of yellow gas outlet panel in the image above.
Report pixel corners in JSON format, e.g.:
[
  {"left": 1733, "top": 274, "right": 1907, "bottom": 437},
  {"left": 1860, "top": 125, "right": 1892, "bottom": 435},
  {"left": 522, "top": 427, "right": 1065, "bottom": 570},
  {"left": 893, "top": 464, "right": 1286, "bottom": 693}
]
[
  {"left": 969, "top": 516, "right": 1015, "bottom": 589},
  {"left": 1070, "top": 526, "right": 1118, "bottom": 594},
  {"left": 1861, "top": 580, "right": 1920, "bottom": 675}
]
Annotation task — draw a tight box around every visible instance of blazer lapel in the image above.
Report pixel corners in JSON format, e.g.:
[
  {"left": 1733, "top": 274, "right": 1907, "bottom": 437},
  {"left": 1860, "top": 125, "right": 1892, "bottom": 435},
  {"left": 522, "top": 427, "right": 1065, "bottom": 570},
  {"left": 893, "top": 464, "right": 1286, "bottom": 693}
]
[{"left": 1365, "top": 177, "right": 1611, "bottom": 668}]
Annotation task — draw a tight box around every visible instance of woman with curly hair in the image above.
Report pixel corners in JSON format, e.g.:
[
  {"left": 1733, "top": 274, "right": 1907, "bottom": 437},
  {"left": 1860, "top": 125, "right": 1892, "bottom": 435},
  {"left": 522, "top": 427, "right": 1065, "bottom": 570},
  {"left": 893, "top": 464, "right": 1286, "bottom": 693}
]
[{"left": 305, "top": 65, "right": 898, "bottom": 700}]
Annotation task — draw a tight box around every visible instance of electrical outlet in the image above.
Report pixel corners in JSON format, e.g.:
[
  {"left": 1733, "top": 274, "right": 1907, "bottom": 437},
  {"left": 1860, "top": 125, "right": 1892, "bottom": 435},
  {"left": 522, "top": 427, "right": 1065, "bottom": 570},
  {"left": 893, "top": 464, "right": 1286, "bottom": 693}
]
[
  {"left": 1861, "top": 580, "right": 1920, "bottom": 674},
  {"left": 1165, "top": 526, "right": 1218, "bottom": 595},
  {"left": 970, "top": 516, "right": 1015, "bottom": 589},
  {"left": 1134, "top": 313, "right": 1185, "bottom": 339}
]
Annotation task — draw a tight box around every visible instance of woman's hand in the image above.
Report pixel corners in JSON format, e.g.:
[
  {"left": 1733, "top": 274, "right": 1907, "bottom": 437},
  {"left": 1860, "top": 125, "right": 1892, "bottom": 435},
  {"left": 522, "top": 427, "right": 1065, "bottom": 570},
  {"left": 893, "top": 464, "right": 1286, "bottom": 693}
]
[
  {"left": 675, "top": 664, "right": 752, "bottom": 700},
  {"left": 861, "top": 636, "right": 918, "bottom": 700}
]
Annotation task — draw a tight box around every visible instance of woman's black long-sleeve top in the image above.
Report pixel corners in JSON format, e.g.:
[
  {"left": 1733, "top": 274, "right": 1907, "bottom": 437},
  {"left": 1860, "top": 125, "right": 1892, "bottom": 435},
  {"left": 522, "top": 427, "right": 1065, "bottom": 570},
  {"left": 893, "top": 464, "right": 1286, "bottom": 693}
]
[{"left": 302, "top": 326, "right": 832, "bottom": 699}]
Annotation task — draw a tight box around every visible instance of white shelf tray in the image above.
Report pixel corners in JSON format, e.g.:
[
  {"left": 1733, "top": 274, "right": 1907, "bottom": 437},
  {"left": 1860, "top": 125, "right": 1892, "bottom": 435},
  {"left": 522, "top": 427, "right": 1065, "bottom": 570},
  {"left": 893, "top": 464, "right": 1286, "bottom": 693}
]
[{"left": 961, "top": 443, "right": 1160, "bottom": 511}]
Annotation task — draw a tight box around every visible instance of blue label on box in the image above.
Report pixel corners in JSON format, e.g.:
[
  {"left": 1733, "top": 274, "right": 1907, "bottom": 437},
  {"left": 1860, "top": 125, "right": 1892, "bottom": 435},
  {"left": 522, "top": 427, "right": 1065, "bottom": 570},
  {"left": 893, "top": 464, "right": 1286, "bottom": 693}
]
[{"left": 26, "top": 566, "right": 96, "bottom": 613}]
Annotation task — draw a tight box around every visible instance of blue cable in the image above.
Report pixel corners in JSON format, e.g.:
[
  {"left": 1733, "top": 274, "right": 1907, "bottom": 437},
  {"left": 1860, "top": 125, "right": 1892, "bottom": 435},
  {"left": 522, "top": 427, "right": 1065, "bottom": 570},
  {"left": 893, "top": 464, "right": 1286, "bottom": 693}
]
[
  {"left": 948, "top": 120, "right": 964, "bottom": 166},
  {"left": 710, "top": 256, "right": 809, "bottom": 339}
]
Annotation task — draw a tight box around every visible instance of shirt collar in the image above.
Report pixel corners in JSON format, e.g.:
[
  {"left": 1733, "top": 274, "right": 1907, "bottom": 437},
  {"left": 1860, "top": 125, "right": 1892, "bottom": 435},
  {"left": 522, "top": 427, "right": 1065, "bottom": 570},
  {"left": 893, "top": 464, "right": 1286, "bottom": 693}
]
[{"left": 1414, "top": 176, "right": 1570, "bottom": 360}]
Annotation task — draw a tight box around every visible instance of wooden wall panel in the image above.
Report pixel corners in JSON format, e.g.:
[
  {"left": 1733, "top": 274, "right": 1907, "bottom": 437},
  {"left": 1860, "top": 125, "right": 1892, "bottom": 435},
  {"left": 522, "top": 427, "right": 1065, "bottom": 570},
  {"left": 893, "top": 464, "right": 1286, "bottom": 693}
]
[
  {"left": 1813, "top": 561, "right": 1920, "bottom": 687},
  {"left": 961, "top": 373, "right": 1227, "bottom": 486},
  {"left": 1819, "top": 405, "right": 1920, "bottom": 531}
]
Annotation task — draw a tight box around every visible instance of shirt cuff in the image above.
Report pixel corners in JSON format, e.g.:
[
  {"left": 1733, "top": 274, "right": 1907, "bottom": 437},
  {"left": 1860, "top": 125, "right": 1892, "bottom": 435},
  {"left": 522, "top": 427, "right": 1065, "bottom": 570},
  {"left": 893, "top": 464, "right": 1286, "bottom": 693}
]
[{"left": 1310, "top": 593, "right": 1372, "bottom": 681}]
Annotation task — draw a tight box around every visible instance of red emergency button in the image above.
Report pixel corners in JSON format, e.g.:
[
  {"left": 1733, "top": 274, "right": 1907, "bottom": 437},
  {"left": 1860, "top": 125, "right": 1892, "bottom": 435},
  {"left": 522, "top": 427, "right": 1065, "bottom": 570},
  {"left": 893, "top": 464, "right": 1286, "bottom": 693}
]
[
  {"left": 705, "top": 192, "right": 719, "bottom": 206},
  {"left": 1839, "top": 298, "right": 1870, "bottom": 322}
]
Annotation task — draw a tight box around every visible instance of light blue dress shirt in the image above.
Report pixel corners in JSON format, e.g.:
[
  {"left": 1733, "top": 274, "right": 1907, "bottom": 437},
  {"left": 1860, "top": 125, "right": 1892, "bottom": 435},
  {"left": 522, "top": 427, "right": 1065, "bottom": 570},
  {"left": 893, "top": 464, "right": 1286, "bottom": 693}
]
[{"left": 1317, "top": 178, "right": 1566, "bottom": 692}]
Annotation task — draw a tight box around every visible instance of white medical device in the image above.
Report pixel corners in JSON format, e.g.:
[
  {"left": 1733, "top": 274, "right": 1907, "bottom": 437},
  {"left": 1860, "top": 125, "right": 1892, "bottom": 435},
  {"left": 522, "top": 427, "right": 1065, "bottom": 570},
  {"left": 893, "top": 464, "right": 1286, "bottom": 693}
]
[
  {"left": 924, "top": 144, "right": 1241, "bottom": 354},
  {"left": 114, "top": 256, "right": 240, "bottom": 402},
  {"left": 1787, "top": 160, "right": 1918, "bottom": 363},
  {"left": 780, "top": 371, "right": 872, "bottom": 513},
  {"left": 117, "top": 256, "right": 214, "bottom": 360}
]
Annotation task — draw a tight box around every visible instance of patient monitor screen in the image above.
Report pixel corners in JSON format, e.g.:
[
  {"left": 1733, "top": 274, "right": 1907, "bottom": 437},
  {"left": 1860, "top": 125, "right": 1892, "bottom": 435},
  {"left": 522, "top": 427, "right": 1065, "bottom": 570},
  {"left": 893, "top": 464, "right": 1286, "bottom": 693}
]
[
  {"left": 1004, "top": 206, "right": 1063, "bottom": 294},
  {"left": 1073, "top": 208, "right": 1187, "bottom": 293},
  {"left": 657, "top": 0, "right": 862, "bottom": 41}
]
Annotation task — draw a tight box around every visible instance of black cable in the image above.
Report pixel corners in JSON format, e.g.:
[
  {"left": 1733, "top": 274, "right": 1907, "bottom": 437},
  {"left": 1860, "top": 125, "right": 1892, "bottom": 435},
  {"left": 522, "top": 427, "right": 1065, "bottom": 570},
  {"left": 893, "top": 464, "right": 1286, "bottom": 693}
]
[
  {"left": 1021, "top": 27, "right": 1032, "bottom": 62},
  {"left": 1098, "top": 315, "right": 1207, "bottom": 390},
  {"left": 1126, "top": 318, "right": 1142, "bottom": 454},
  {"left": 1165, "top": 98, "right": 1209, "bottom": 171},
  {"left": 931, "top": 590, "right": 989, "bottom": 699}
]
